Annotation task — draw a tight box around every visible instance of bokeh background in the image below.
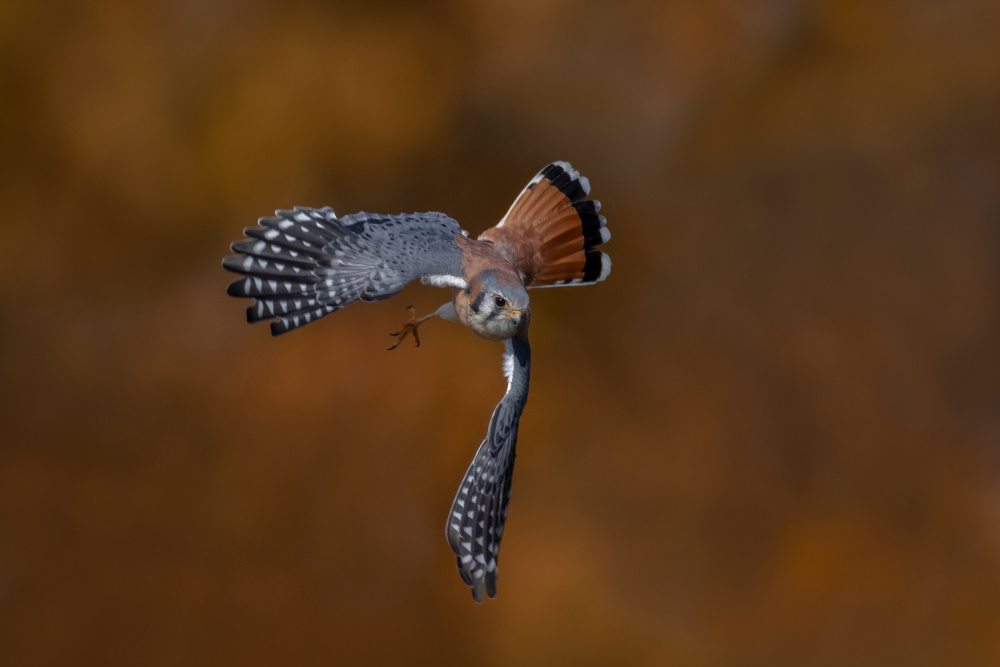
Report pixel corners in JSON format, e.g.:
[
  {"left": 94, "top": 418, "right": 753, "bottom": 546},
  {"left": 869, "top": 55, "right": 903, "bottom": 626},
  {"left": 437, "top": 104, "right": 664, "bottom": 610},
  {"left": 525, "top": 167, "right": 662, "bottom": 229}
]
[{"left": 2, "top": 1, "right": 999, "bottom": 664}]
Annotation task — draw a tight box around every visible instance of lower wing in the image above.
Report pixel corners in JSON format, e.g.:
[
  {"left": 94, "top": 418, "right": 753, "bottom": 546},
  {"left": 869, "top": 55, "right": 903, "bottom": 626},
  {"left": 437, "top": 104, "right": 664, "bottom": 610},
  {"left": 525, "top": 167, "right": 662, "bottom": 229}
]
[{"left": 446, "top": 334, "right": 531, "bottom": 602}]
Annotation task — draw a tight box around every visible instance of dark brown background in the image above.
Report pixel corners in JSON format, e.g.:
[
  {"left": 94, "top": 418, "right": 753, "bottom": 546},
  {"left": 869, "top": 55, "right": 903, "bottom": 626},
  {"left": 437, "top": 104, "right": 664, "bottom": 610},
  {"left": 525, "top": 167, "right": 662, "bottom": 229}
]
[{"left": 2, "top": 1, "right": 999, "bottom": 665}]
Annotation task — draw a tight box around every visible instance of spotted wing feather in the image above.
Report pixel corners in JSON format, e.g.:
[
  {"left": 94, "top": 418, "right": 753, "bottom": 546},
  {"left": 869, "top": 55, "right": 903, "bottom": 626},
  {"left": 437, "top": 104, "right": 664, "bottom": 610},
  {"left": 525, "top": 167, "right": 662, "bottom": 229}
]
[
  {"left": 447, "top": 336, "right": 530, "bottom": 602},
  {"left": 223, "top": 207, "right": 466, "bottom": 335}
]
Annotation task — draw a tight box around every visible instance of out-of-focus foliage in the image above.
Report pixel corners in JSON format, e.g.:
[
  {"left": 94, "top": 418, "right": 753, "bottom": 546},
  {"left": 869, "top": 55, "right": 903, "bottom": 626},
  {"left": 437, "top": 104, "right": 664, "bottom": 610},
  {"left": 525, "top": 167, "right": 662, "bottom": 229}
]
[{"left": 1, "top": 1, "right": 999, "bottom": 665}]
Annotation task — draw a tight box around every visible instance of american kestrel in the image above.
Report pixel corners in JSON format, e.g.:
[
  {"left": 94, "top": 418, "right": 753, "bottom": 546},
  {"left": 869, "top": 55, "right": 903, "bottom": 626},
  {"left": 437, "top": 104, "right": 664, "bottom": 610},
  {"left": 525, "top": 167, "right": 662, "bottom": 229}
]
[{"left": 222, "top": 161, "right": 610, "bottom": 602}]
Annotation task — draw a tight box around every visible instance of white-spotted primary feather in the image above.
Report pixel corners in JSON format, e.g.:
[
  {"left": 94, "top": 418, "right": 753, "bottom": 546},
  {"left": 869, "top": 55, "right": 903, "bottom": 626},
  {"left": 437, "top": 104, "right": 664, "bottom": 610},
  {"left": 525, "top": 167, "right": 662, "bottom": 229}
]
[
  {"left": 224, "top": 208, "right": 469, "bottom": 335},
  {"left": 446, "top": 336, "right": 530, "bottom": 602}
]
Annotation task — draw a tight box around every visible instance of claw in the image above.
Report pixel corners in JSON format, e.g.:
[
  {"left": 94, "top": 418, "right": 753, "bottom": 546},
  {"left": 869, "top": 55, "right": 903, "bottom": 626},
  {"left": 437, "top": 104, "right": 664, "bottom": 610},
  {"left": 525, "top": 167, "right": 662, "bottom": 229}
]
[{"left": 387, "top": 306, "right": 424, "bottom": 351}]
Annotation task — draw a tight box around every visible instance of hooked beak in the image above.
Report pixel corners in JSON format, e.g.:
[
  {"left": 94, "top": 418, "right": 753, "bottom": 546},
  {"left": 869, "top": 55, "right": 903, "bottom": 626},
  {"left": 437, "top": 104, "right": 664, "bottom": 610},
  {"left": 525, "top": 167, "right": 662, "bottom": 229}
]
[{"left": 507, "top": 309, "right": 522, "bottom": 323}]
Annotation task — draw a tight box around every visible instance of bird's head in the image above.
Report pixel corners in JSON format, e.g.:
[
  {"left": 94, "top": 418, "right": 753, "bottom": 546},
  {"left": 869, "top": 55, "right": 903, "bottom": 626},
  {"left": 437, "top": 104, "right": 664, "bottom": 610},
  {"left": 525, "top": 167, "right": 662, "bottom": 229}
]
[{"left": 465, "top": 269, "right": 530, "bottom": 341}]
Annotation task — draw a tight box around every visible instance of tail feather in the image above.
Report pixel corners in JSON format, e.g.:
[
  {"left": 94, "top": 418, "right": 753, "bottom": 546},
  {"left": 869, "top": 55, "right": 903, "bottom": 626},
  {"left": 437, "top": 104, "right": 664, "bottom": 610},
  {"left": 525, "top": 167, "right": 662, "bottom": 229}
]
[
  {"left": 510, "top": 185, "right": 565, "bottom": 228},
  {"left": 538, "top": 204, "right": 605, "bottom": 248},
  {"left": 480, "top": 161, "right": 610, "bottom": 288},
  {"left": 543, "top": 163, "right": 590, "bottom": 203},
  {"left": 532, "top": 249, "right": 607, "bottom": 284}
]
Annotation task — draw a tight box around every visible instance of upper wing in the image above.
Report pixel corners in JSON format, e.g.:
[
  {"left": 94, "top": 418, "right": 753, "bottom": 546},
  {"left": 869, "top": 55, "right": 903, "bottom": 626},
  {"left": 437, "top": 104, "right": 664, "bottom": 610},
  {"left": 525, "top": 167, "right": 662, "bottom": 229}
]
[
  {"left": 223, "top": 207, "right": 468, "bottom": 335},
  {"left": 446, "top": 334, "right": 530, "bottom": 602},
  {"left": 478, "top": 161, "right": 610, "bottom": 288}
]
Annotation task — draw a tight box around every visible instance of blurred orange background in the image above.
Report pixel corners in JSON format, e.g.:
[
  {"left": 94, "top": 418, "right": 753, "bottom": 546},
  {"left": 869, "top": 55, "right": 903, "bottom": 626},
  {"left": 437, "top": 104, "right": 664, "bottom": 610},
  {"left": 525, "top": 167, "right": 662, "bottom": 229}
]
[{"left": 2, "top": 1, "right": 999, "bottom": 665}]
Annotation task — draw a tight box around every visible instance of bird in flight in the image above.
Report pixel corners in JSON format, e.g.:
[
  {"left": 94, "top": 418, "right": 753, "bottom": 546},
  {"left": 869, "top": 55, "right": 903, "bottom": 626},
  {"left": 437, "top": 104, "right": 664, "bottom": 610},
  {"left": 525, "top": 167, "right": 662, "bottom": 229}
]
[{"left": 222, "top": 161, "right": 610, "bottom": 602}]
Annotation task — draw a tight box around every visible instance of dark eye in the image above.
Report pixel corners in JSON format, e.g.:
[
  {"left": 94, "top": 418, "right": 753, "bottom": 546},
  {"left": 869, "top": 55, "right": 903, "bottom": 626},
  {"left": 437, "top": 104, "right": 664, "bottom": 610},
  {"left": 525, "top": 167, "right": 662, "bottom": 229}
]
[{"left": 494, "top": 296, "right": 508, "bottom": 309}]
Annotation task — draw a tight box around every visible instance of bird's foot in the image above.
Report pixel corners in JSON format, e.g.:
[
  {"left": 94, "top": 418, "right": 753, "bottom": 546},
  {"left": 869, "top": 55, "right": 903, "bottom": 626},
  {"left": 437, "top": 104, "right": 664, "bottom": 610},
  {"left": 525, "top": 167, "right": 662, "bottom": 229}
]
[{"left": 388, "top": 306, "right": 428, "bottom": 350}]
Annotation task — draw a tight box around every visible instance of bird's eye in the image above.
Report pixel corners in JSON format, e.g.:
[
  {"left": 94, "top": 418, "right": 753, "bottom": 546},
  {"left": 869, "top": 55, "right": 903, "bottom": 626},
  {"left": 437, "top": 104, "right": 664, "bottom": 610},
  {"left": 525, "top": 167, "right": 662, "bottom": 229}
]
[{"left": 494, "top": 296, "right": 508, "bottom": 309}]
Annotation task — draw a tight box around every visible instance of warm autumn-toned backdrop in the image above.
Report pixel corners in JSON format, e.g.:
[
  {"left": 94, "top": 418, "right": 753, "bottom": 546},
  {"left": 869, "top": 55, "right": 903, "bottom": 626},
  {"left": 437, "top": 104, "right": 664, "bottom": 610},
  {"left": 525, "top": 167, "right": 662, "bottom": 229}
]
[{"left": 2, "top": 1, "right": 999, "bottom": 665}]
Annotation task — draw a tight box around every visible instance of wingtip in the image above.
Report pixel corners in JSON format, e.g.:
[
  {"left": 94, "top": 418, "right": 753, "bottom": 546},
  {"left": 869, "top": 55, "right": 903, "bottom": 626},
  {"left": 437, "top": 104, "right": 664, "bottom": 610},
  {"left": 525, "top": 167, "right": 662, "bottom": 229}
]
[{"left": 227, "top": 276, "right": 247, "bottom": 296}]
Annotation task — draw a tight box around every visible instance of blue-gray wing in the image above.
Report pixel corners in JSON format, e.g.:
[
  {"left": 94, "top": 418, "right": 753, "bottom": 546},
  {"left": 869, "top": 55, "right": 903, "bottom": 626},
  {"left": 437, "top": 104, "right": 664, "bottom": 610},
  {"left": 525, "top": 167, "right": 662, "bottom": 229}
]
[
  {"left": 223, "top": 207, "right": 467, "bottom": 335},
  {"left": 446, "top": 335, "right": 530, "bottom": 602}
]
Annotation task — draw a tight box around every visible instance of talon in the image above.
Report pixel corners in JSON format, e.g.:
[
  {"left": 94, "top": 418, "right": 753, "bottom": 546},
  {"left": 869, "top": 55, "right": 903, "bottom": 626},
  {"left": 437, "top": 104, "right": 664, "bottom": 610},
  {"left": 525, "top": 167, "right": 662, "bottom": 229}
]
[{"left": 387, "top": 306, "right": 425, "bottom": 351}]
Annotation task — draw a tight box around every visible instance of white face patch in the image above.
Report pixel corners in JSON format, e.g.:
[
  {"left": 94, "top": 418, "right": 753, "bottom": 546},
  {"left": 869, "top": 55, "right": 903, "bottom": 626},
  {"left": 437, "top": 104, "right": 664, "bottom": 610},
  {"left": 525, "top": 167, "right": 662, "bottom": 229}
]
[{"left": 465, "top": 294, "right": 521, "bottom": 341}]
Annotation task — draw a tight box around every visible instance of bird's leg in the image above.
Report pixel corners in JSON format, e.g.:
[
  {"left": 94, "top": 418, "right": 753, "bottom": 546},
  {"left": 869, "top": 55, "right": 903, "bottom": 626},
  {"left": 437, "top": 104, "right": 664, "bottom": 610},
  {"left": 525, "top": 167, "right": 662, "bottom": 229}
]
[{"left": 387, "top": 305, "right": 439, "bottom": 350}]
